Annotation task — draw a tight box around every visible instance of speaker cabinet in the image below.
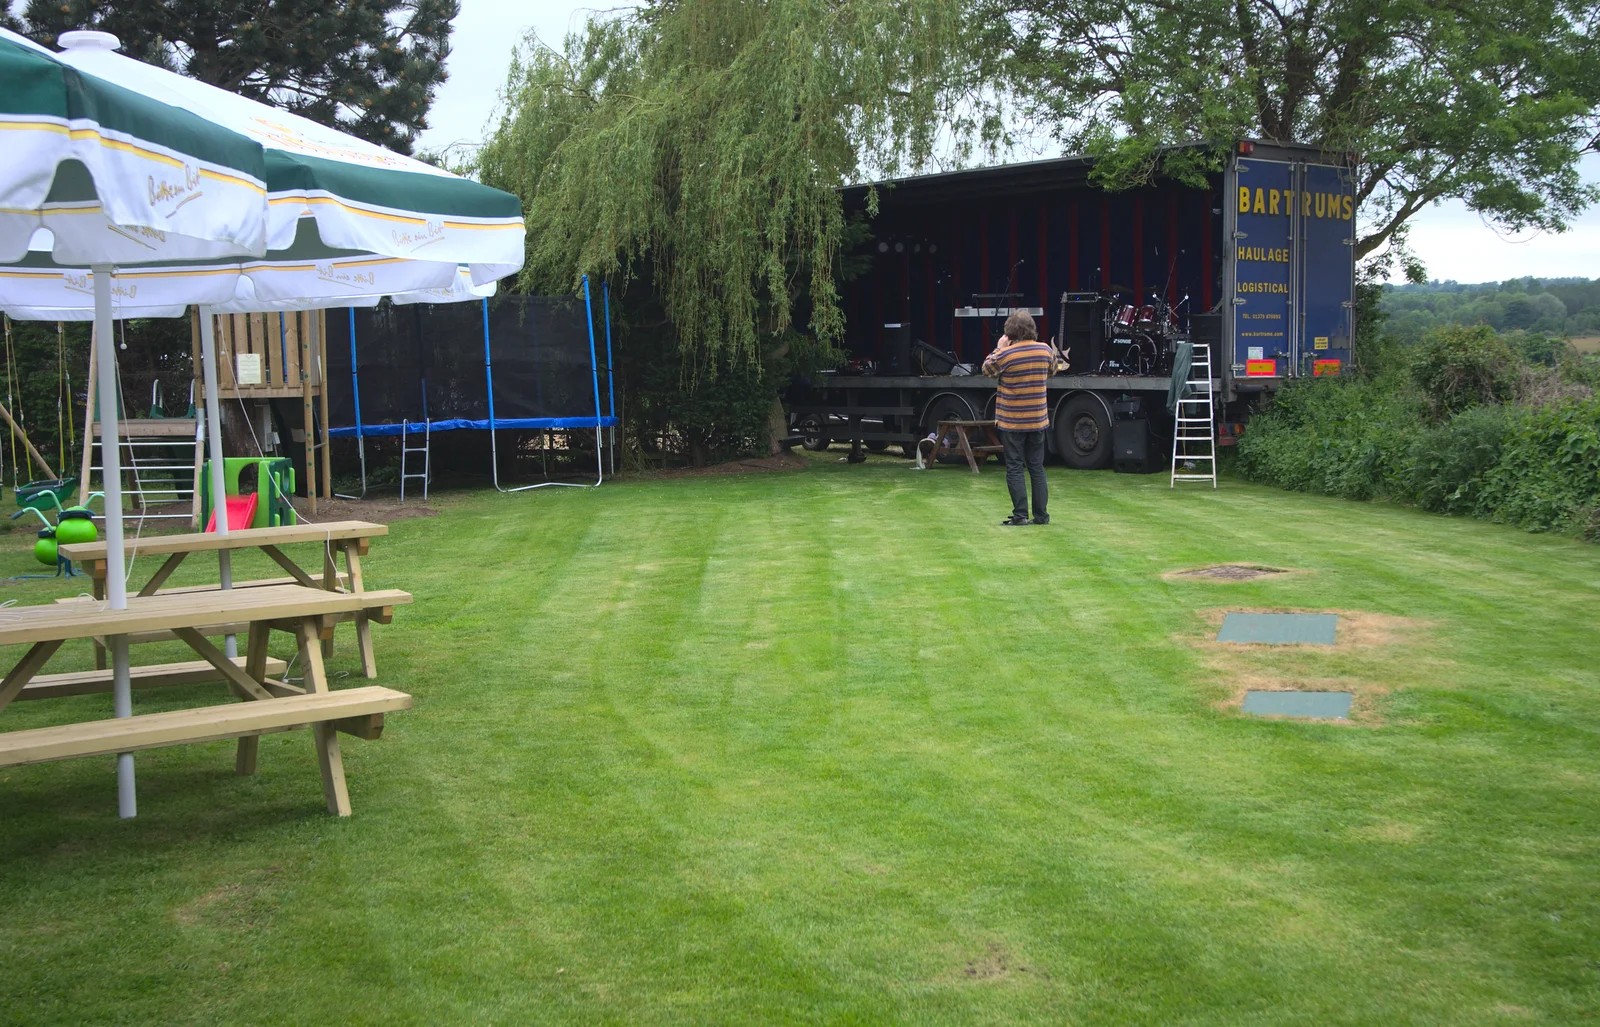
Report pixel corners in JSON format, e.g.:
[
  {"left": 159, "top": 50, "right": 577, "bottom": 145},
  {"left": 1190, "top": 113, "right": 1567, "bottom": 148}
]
[
  {"left": 882, "top": 323, "right": 912, "bottom": 375},
  {"left": 1059, "top": 293, "right": 1105, "bottom": 374},
  {"left": 1189, "top": 312, "right": 1222, "bottom": 349},
  {"left": 1113, "top": 418, "right": 1159, "bottom": 473}
]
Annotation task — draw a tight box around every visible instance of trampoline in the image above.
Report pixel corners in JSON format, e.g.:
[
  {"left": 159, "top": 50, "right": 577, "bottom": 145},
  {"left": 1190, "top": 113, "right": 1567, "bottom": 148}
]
[{"left": 326, "top": 276, "right": 618, "bottom": 492}]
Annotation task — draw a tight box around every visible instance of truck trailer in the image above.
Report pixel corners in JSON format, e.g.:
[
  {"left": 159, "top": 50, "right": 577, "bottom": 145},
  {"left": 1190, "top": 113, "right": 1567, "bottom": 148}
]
[{"left": 788, "top": 140, "right": 1357, "bottom": 470}]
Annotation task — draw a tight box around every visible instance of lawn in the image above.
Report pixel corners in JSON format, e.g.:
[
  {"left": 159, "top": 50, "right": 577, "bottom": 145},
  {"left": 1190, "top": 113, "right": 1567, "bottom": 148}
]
[{"left": 1, "top": 455, "right": 1597, "bottom": 1025}]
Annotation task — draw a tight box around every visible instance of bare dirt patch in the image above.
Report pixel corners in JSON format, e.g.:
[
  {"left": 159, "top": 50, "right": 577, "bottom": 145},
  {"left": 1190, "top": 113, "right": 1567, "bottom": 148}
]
[
  {"left": 1195, "top": 607, "right": 1422, "bottom": 650},
  {"left": 290, "top": 495, "right": 439, "bottom": 523},
  {"left": 1348, "top": 820, "right": 1423, "bottom": 844},
  {"left": 1186, "top": 608, "right": 1438, "bottom": 727},
  {"left": 1165, "top": 564, "right": 1296, "bottom": 582},
  {"left": 174, "top": 867, "right": 283, "bottom": 929},
  {"left": 958, "top": 942, "right": 1030, "bottom": 982},
  {"left": 1214, "top": 669, "right": 1390, "bottom": 726},
  {"left": 638, "top": 453, "right": 808, "bottom": 479}
]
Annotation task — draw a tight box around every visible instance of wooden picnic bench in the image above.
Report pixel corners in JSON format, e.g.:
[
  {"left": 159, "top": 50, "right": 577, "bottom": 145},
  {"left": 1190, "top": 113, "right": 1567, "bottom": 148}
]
[
  {"left": 0, "top": 583, "right": 413, "bottom": 815},
  {"left": 919, "top": 419, "right": 1004, "bottom": 473},
  {"left": 60, "top": 520, "right": 388, "bottom": 678}
]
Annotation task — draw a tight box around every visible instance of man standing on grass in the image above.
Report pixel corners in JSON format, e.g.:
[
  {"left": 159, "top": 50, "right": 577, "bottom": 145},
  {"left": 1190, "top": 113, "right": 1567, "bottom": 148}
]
[{"left": 981, "top": 311, "right": 1052, "bottom": 526}]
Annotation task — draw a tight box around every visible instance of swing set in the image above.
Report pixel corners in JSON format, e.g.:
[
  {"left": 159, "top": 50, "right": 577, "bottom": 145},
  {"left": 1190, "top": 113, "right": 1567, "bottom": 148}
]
[{"left": 2, "top": 315, "right": 79, "bottom": 516}]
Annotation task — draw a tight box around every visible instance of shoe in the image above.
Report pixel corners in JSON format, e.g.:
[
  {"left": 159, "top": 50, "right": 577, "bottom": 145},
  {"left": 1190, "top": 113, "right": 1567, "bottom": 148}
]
[
  {"left": 1001, "top": 515, "right": 1030, "bottom": 526},
  {"left": 1031, "top": 516, "right": 1050, "bottom": 525}
]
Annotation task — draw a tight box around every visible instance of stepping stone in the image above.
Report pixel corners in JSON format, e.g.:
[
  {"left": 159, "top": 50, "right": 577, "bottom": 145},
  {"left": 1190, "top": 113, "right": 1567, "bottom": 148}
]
[
  {"left": 1217, "top": 612, "right": 1338, "bottom": 645},
  {"left": 1241, "top": 690, "right": 1353, "bottom": 720}
]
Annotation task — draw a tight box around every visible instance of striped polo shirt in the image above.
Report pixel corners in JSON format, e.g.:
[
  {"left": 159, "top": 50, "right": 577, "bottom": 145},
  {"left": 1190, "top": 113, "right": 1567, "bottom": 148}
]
[{"left": 982, "top": 340, "right": 1053, "bottom": 431}]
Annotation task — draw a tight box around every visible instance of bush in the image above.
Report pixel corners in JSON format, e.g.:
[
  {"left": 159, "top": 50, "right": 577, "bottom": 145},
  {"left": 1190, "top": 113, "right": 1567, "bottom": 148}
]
[
  {"left": 1409, "top": 324, "right": 1517, "bottom": 419},
  {"left": 1235, "top": 378, "right": 1419, "bottom": 501},
  {"left": 1476, "top": 398, "right": 1600, "bottom": 534},
  {"left": 1504, "top": 329, "right": 1571, "bottom": 368},
  {"left": 1400, "top": 404, "right": 1509, "bottom": 514}
]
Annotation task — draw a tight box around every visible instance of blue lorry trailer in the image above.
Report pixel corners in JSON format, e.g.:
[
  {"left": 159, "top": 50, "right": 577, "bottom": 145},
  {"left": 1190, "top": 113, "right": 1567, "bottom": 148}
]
[{"left": 788, "top": 140, "right": 1357, "bottom": 469}]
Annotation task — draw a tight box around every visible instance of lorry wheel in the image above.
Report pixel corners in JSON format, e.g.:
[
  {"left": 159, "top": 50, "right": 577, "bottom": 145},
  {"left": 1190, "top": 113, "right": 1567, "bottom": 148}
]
[
  {"left": 797, "top": 414, "right": 829, "bottom": 452},
  {"left": 1055, "top": 394, "right": 1112, "bottom": 469},
  {"left": 921, "top": 395, "right": 976, "bottom": 435}
]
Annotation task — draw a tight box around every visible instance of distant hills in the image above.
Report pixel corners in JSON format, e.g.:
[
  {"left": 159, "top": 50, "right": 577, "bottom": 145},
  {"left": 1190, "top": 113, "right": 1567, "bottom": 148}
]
[{"left": 1379, "top": 277, "right": 1599, "bottom": 345}]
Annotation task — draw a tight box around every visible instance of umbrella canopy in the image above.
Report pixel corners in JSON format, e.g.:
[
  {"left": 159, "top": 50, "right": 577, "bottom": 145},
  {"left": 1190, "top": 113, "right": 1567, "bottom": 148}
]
[
  {"left": 53, "top": 31, "right": 524, "bottom": 287},
  {"left": 1, "top": 219, "right": 462, "bottom": 319},
  {"left": 1, "top": 31, "right": 526, "bottom": 320},
  {"left": 0, "top": 29, "right": 268, "bottom": 265}
]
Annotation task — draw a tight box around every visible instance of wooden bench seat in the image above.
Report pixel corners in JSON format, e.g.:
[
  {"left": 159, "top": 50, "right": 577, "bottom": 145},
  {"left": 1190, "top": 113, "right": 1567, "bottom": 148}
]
[
  {"left": 0, "top": 686, "right": 410, "bottom": 767},
  {"left": 17, "top": 657, "right": 290, "bottom": 701},
  {"left": 0, "top": 686, "right": 412, "bottom": 814},
  {"left": 51, "top": 574, "right": 351, "bottom": 599},
  {"left": 22, "top": 584, "right": 410, "bottom": 642}
]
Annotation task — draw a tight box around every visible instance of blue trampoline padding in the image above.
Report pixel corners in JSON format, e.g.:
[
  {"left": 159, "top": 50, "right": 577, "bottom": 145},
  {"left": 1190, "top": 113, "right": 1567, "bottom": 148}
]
[{"left": 330, "top": 417, "right": 618, "bottom": 438}]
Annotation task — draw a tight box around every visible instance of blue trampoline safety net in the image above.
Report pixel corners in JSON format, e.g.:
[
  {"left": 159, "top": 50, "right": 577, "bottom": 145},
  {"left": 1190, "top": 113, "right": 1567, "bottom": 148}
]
[{"left": 324, "top": 287, "right": 617, "bottom": 439}]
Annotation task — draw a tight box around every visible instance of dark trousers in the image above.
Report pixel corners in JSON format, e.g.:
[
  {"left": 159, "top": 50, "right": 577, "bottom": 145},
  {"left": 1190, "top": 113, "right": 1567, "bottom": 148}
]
[{"left": 1001, "top": 429, "right": 1048, "bottom": 520}]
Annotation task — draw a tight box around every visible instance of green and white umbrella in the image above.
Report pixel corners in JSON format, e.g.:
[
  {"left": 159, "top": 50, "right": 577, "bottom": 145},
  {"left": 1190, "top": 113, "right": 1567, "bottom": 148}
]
[
  {"left": 53, "top": 31, "right": 524, "bottom": 288},
  {"left": 0, "top": 29, "right": 268, "bottom": 265},
  {"left": 2, "top": 29, "right": 525, "bottom": 317},
  {"left": 1, "top": 27, "right": 275, "bottom": 820}
]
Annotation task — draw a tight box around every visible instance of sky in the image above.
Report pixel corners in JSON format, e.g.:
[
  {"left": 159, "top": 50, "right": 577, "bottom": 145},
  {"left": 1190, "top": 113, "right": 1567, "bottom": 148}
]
[{"left": 421, "top": 0, "right": 1600, "bottom": 286}]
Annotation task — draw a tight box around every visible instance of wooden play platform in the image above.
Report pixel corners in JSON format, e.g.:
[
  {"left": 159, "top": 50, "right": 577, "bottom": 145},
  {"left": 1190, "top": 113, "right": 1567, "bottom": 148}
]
[{"left": 0, "top": 584, "right": 413, "bottom": 815}]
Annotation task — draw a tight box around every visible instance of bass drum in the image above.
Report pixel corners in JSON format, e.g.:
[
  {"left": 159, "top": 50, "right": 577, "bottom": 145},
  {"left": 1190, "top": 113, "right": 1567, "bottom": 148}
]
[{"left": 1052, "top": 393, "right": 1113, "bottom": 469}]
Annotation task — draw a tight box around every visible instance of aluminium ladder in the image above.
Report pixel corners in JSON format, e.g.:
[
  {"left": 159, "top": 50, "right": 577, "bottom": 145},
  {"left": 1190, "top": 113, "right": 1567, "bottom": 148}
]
[
  {"left": 399, "top": 419, "right": 430, "bottom": 501},
  {"left": 1170, "top": 341, "right": 1218, "bottom": 489}
]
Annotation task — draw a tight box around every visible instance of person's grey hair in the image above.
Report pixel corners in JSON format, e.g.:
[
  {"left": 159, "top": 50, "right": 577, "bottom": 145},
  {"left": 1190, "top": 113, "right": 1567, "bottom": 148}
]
[{"left": 1003, "top": 310, "right": 1037, "bottom": 341}]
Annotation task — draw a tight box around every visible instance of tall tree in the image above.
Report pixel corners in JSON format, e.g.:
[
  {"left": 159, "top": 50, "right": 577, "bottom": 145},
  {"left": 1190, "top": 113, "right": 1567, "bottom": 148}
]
[
  {"left": 476, "top": 0, "right": 987, "bottom": 365},
  {"left": 17, "top": 0, "right": 456, "bottom": 154},
  {"left": 986, "top": 0, "right": 1600, "bottom": 262}
]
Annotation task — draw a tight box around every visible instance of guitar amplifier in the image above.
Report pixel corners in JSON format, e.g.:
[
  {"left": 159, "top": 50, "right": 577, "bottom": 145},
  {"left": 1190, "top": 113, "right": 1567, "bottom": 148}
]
[
  {"left": 882, "top": 324, "right": 912, "bottom": 374},
  {"left": 1058, "top": 292, "right": 1105, "bottom": 373}
]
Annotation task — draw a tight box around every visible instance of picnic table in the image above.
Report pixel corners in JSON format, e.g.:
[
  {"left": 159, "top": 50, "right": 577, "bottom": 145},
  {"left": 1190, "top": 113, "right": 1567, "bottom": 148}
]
[
  {"left": 919, "top": 419, "right": 1005, "bottom": 473},
  {"left": 0, "top": 583, "right": 412, "bottom": 815},
  {"left": 60, "top": 520, "right": 389, "bottom": 677}
]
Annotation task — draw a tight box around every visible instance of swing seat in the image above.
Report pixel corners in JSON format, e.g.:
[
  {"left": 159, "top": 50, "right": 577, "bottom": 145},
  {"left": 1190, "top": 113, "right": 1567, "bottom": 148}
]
[{"left": 14, "top": 476, "right": 78, "bottom": 512}]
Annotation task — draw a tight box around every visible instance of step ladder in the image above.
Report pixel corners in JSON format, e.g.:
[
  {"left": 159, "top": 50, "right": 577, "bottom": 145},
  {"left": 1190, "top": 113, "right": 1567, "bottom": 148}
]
[
  {"left": 1171, "top": 341, "right": 1218, "bottom": 489},
  {"left": 399, "top": 419, "right": 430, "bottom": 502},
  {"left": 84, "top": 418, "right": 204, "bottom": 521}
]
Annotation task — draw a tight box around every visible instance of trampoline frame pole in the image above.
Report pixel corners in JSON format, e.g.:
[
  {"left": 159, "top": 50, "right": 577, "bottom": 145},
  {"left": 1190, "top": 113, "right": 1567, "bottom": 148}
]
[
  {"left": 484, "top": 295, "right": 505, "bottom": 490},
  {"left": 582, "top": 274, "right": 604, "bottom": 486},
  {"left": 349, "top": 307, "right": 368, "bottom": 498},
  {"left": 491, "top": 287, "right": 605, "bottom": 493},
  {"left": 603, "top": 280, "right": 616, "bottom": 477}
]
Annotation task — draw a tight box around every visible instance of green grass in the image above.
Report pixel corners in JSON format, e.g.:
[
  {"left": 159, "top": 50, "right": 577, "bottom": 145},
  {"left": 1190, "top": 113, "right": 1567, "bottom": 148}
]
[{"left": 1, "top": 455, "right": 1597, "bottom": 1025}]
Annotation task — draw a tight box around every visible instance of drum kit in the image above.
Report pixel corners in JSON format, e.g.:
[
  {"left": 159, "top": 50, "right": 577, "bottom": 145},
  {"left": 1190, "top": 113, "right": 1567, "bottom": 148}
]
[{"left": 1102, "top": 293, "right": 1185, "bottom": 375}]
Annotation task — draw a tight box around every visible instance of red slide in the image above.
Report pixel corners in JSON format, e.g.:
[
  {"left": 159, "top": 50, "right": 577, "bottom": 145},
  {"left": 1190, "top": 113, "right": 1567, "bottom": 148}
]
[{"left": 205, "top": 493, "right": 258, "bottom": 532}]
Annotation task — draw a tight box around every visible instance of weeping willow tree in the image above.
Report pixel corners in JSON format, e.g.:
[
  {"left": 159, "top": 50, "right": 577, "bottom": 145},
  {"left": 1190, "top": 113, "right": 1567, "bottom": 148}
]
[{"left": 476, "top": 0, "right": 990, "bottom": 373}]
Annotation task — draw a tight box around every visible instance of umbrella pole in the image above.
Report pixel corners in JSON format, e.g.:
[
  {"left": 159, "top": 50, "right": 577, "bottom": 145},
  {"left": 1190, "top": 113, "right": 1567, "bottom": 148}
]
[
  {"left": 197, "top": 307, "right": 234, "bottom": 659},
  {"left": 92, "top": 265, "right": 135, "bottom": 818}
]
